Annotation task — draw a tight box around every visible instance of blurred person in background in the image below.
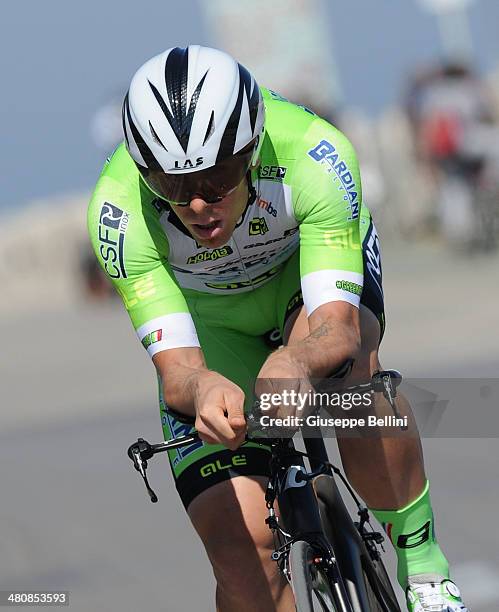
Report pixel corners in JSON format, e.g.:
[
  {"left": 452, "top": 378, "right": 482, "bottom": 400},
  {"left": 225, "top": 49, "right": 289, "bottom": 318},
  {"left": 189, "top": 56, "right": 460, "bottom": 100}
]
[
  {"left": 80, "top": 245, "right": 117, "bottom": 301},
  {"left": 405, "top": 60, "right": 499, "bottom": 251},
  {"left": 88, "top": 45, "right": 469, "bottom": 611}
]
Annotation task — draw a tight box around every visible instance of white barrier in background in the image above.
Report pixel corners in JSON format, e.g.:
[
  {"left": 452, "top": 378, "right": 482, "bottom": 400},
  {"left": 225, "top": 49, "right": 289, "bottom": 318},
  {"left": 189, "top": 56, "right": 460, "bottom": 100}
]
[{"left": 0, "top": 193, "right": 90, "bottom": 315}]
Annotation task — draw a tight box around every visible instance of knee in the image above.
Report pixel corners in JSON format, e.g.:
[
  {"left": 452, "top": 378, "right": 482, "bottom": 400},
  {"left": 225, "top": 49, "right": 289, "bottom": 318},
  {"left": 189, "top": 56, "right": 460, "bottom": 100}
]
[
  {"left": 206, "top": 517, "right": 277, "bottom": 593},
  {"left": 349, "top": 305, "right": 382, "bottom": 384},
  {"left": 349, "top": 347, "right": 380, "bottom": 385},
  {"left": 188, "top": 478, "right": 281, "bottom": 599}
]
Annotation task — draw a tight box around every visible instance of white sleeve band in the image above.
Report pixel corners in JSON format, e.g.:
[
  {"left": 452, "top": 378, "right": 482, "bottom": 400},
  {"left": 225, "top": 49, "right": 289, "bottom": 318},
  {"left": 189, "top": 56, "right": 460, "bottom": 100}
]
[
  {"left": 301, "top": 270, "right": 363, "bottom": 316},
  {"left": 136, "top": 313, "right": 200, "bottom": 358}
]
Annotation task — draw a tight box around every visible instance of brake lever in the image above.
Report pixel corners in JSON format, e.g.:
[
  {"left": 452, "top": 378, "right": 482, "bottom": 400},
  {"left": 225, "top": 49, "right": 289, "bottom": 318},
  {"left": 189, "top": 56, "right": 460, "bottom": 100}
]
[
  {"left": 372, "top": 371, "right": 407, "bottom": 431},
  {"left": 128, "top": 438, "right": 158, "bottom": 503}
]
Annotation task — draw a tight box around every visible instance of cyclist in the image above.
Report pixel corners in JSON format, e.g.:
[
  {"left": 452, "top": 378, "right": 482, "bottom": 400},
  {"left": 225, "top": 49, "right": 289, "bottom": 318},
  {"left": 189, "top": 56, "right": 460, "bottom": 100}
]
[
  {"left": 88, "top": 45, "right": 468, "bottom": 611},
  {"left": 406, "top": 61, "right": 498, "bottom": 248}
]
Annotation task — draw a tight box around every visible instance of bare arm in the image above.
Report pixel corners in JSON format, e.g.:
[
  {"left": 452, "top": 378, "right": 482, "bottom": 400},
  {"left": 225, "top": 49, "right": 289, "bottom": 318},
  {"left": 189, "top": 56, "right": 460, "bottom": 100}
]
[
  {"left": 153, "top": 347, "right": 207, "bottom": 418},
  {"left": 263, "top": 301, "right": 361, "bottom": 379},
  {"left": 153, "top": 347, "right": 246, "bottom": 449}
]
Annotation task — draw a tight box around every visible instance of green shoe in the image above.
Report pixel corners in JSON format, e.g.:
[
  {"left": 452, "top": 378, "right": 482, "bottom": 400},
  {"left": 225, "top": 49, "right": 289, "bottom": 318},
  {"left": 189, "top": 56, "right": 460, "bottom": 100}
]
[{"left": 406, "top": 574, "right": 468, "bottom": 611}]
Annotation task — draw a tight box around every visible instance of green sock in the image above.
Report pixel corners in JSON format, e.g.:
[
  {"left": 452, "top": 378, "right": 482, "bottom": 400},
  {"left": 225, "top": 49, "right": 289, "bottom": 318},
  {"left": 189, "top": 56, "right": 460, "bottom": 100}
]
[{"left": 370, "top": 480, "right": 449, "bottom": 588}]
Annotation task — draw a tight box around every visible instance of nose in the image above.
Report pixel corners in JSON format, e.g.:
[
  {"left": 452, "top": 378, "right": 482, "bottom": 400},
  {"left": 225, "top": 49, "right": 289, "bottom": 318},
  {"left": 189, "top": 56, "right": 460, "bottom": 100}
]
[{"left": 188, "top": 196, "right": 210, "bottom": 214}]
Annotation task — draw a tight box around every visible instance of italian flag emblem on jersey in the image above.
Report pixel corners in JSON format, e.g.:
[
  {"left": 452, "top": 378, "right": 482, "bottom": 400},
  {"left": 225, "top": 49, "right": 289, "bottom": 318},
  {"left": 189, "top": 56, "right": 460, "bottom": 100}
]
[{"left": 141, "top": 329, "right": 163, "bottom": 349}]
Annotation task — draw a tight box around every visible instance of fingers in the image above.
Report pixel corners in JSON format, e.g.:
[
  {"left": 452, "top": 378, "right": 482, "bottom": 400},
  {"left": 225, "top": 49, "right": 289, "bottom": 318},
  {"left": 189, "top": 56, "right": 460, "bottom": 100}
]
[
  {"left": 196, "top": 411, "right": 242, "bottom": 450},
  {"left": 196, "top": 392, "right": 246, "bottom": 451},
  {"left": 196, "top": 426, "right": 219, "bottom": 446},
  {"left": 226, "top": 393, "right": 247, "bottom": 433},
  {"left": 193, "top": 373, "right": 248, "bottom": 450}
]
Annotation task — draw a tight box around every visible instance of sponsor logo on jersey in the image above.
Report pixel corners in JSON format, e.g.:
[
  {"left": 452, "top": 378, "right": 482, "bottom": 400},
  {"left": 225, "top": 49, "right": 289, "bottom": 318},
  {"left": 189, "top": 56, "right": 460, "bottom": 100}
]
[
  {"left": 297, "top": 104, "right": 316, "bottom": 116},
  {"left": 161, "top": 412, "right": 203, "bottom": 466},
  {"left": 195, "top": 245, "right": 290, "bottom": 275},
  {"left": 98, "top": 202, "right": 129, "bottom": 279},
  {"left": 249, "top": 217, "right": 270, "bottom": 236},
  {"left": 336, "top": 280, "right": 362, "bottom": 296},
  {"left": 259, "top": 165, "right": 287, "bottom": 181},
  {"left": 204, "top": 266, "right": 280, "bottom": 290},
  {"left": 268, "top": 89, "right": 289, "bottom": 103},
  {"left": 307, "top": 139, "right": 360, "bottom": 220},
  {"left": 324, "top": 227, "right": 361, "bottom": 251},
  {"left": 151, "top": 198, "right": 165, "bottom": 214},
  {"left": 256, "top": 196, "right": 277, "bottom": 217},
  {"left": 118, "top": 272, "right": 156, "bottom": 310},
  {"left": 286, "top": 290, "right": 303, "bottom": 314},
  {"left": 141, "top": 328, "right": 163, "bottom": 349},
  {"left": 169, "top": 157, "right": 204, "bottom": 170},
  {"left": 186, "top": 246, "right": 233, "bottom": 265},
  {"left": 200, "top": 454, "right": 248, "bottom": 477},
  {"left": 244, "top": 226, "right": 299, "bottom": 249},
  {"left": 363, "top": 222, "right": 383, "bottom": 295}
]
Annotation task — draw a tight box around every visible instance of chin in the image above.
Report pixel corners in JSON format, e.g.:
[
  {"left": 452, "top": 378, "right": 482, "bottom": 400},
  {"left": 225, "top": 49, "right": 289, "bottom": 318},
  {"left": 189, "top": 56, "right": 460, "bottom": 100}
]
[{"left": 200, "top": 235, "right": 228, "bottom": 248}]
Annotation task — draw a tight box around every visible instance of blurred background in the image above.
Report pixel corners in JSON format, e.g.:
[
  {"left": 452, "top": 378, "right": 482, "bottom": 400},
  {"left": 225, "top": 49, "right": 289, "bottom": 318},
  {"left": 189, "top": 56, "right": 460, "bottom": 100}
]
[{"left": 1, "top": 0, "right": 498, "bottom": 610}]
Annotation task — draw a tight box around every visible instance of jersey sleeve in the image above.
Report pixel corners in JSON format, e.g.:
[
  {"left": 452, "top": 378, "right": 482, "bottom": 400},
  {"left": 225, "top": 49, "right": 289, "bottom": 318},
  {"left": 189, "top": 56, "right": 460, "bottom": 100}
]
[
  {"left": 87, "top": 145, "right": 200, "bottom": 357},
  {"left": 293, "top": 120, "right": 364, "bottom": 316}
]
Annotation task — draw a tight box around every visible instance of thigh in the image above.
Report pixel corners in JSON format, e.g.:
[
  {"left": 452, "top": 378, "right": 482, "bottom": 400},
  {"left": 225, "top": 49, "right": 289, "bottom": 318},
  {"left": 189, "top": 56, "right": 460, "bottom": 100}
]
[
  {"left": 188, "top": 476, "right": 292, "bottom": 609},
  {"left": 188, "top": 475, "right": 273, "bottom": 566},
  {"left": 349, "top": 304, "right": 383, "bottom": 382}
]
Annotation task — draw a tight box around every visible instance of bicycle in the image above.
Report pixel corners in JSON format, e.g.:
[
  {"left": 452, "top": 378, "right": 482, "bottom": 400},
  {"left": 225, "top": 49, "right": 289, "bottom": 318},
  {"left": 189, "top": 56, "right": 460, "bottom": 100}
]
[{"left": 127, "top": 370, "right": 403, "bottom": 611}]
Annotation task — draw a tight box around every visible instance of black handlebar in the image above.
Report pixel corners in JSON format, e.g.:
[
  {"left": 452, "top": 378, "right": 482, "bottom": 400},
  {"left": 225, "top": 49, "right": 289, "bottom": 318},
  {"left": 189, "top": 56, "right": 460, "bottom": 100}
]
[{"left": 127, "top": 369, "right": 403, "bottom": 502}]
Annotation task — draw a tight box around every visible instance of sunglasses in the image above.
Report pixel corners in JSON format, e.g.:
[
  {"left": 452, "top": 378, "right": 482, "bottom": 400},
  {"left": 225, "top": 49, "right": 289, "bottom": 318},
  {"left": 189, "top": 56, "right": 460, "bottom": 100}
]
[{"left": 138, "top": 140, "right": 256, "bottom": 206}]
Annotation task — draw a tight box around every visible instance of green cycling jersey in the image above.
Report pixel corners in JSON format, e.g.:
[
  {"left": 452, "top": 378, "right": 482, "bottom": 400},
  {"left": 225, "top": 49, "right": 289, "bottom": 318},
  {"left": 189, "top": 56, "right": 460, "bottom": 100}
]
[{"left": 88, "top": 88, "right": 372, "bottom": 358}]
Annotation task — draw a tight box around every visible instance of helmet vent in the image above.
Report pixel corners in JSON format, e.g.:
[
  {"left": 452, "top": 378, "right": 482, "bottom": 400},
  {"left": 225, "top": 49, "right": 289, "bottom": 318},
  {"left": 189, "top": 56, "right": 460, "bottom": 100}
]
[
  {"left": 203, "top": 110, "right": 215, "bottom": 145},
  {"left": 124, "top": 46, "right": 264, "bottom": 172},
  {"left": 149, "top": 121, "right": 168, "bottom": 150}
]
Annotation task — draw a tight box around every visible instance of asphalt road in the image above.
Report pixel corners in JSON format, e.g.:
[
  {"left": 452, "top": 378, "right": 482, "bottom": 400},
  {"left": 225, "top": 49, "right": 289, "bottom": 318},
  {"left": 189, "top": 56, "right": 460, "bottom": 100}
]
[{"left": 1, "top": 241, "right": 498, "bottom": 611}]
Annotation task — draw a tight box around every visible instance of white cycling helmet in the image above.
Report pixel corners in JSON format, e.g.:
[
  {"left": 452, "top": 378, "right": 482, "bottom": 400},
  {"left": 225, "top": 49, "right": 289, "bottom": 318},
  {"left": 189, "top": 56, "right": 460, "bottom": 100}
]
[{"left": 122, "top": 45, "right": 265, "bottom": 204}]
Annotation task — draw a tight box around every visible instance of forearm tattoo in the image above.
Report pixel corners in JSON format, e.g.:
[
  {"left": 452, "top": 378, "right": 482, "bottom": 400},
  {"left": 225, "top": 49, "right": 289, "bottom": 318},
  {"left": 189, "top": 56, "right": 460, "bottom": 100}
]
[{"left": 308, "top": 322, "right": 332, "bottom": 340}]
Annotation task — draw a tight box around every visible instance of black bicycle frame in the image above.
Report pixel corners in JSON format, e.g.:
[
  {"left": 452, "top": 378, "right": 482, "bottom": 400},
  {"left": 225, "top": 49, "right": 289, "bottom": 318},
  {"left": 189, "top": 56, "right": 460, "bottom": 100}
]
[
  {"left": 127, "top": 403, "right": 401, "bottom": 610},
  {"left": 304, "top": 436, "right": 374, "bottom": 612},
  {"left": 269, "top": 437, "right": 354, "bottom": 611}
]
